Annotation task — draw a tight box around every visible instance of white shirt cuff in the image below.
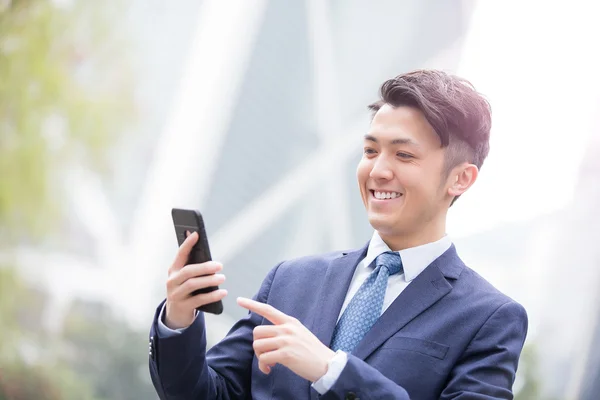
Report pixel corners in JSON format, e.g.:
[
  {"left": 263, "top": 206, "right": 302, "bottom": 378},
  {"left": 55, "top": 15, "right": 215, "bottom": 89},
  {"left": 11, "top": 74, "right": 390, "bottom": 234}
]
[
  {"left": 156, "top": 303, "right": 197, "bottom": 337},
  {"left": 311, "top": 350, "right": 348, "bottom": 394}
]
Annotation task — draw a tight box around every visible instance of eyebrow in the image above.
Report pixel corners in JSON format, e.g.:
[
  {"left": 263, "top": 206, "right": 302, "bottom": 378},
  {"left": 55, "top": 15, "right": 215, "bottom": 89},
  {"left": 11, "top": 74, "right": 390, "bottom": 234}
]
[{"left": 363, "top": 134, "right": 420, "bottom": 148}]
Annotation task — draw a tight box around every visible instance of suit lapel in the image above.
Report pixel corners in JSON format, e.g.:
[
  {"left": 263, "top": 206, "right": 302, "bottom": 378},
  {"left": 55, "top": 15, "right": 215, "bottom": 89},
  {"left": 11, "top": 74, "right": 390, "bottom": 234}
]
[
  {"left": 310, "top": 243, "right": 369, "bottom": 348},
  {"left": 353, "top": 244, "right": 463, "bottom": 361}
]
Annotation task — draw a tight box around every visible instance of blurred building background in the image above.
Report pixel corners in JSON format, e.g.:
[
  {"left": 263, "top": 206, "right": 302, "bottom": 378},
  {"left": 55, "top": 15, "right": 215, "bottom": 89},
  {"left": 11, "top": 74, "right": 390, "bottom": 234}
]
[{"left": 1, "top": 0, "right": 599, "bottom": 399}]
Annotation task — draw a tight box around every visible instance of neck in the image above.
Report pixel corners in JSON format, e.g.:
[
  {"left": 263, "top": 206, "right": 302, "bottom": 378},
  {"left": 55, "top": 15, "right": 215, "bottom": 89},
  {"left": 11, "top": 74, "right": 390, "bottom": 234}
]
[{"left": 378, "top": 216, "right": 447, "bottom": 251}]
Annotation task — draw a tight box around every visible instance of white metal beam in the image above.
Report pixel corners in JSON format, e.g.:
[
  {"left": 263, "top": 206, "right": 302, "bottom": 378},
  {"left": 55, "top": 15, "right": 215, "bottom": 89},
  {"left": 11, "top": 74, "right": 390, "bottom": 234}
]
[
  {"left": 210, "top": 123, "right": 363, "bottom": 266},
  {"left": 124, "top": 0, "right": 268, "bottom": 328},
  {"left": 306, "top": 0, "right": 353, "bottom": 250}
]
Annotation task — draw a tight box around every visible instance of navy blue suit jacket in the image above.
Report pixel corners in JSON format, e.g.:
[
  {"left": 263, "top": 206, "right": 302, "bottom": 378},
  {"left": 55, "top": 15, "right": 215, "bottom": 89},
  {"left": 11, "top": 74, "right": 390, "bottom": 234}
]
[{"left": 148, "top": 243, "right": 528, "bottom": 399}]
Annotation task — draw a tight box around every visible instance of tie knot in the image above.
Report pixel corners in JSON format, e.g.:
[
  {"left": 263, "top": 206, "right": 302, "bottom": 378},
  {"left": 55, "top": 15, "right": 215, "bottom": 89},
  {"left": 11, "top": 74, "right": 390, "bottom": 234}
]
[{"left": 376, "top": 251, "right": 403, "bottom": 276}]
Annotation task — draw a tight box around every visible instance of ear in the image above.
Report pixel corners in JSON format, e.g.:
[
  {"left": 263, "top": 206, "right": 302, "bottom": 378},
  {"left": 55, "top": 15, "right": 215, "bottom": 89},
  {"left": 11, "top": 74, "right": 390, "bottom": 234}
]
[{"left": 447, "top": 163, "right": 478, "bottom": 197}]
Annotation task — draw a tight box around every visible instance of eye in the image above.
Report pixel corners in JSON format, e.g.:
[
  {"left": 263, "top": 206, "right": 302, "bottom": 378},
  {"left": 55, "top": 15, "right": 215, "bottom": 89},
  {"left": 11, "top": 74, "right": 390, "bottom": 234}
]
[
  {"left": 397, "top": 152, "right": 414, "bottom": 159},
  {"left": 364, "top": 148, "right": 377, "bottom": 155}
]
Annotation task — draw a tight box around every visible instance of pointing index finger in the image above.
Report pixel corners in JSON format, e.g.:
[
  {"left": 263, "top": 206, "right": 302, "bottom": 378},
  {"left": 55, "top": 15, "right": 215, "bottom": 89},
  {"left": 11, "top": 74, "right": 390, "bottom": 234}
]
[{"left": 237, "top": 297, "right": 290, "bottom": 325}]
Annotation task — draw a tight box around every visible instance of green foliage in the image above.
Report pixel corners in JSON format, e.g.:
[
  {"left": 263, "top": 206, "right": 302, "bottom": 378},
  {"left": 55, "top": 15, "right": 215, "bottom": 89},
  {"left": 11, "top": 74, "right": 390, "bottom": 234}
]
[
  {"left": 0, "top": 267, "right": 105, "bottom": 399},
  {"left": 0, "top": 361, "right": 100, "bottom": 400},
  {"left": 0, "top": 268, "right": 27, "bottom": 361},
  {"left": 0, "top": 0, "right": 133, "bottom": 242},
  {"left": 60, "top": 301, "right": 158, "bottom": 400},
  {"left": 0, "top": 1, "right": 145, "bottom": 399},
  {"left": 515, "top": 343, "right": 559, "bottom": 400},
  {"left": 0, "top": 265, "right": 156, "bottom": 399}
]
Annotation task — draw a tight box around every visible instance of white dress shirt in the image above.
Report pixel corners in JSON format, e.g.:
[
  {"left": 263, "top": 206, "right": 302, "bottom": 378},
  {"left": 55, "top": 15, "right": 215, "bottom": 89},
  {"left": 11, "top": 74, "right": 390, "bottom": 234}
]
[
  {"left": 157, "top": 231, "right": 452, "bottom": 394},
  {"left": 311, "top": 231, "right": 451, "bottom": 393}
]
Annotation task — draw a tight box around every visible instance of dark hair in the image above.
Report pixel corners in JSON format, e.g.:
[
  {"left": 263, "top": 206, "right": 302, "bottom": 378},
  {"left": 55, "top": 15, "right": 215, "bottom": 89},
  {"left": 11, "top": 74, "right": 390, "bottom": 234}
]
[{"left": 368, "top": 70, "right": 492, "bottom": 204}]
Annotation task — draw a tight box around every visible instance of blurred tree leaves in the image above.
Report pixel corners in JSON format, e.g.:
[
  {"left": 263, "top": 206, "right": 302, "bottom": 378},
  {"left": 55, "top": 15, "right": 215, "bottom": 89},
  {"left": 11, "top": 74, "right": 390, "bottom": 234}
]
[
  {"left": 0, "top": 268, "right": 102, "bottom": 400},
  {"left": 0, "top": 359, "right": 99, "bottom": 400},
  {"left": 0, "top": 0, "right": 149, "bottom": 399},
  {"left": 0, "top": 0, "right": 133, "bottom": 242},
  {"left": 60, "top": 300, "right": 158, "bottom": 400},
  {"left": 515, "top": 343, "right": 552, "bottom": 400}
]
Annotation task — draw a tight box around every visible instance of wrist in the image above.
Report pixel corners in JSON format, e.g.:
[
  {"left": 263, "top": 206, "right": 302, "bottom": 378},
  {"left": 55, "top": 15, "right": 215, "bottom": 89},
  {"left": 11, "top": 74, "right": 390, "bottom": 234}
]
[
  {"left": 313, "top": 348, "right": 337, "bottom": 382},
  {"left": 164, "top": 306, "right": 195, "bottom": 330},
  {"left": 311, "top": 350, "right": 347, "bottom": 394}
]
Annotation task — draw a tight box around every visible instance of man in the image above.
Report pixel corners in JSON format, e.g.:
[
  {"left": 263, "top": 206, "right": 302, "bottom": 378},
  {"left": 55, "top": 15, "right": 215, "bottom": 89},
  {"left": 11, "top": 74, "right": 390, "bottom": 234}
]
[{"left": 148, "top": 70, "right": 528, "bottom": 399}]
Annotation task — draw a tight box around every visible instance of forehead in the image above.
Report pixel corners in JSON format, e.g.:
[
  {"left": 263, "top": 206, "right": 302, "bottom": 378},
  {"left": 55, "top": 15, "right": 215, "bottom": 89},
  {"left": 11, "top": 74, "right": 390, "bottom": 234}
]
[{"left": 368, "top": 104, "right": 441, "bottom": 149}]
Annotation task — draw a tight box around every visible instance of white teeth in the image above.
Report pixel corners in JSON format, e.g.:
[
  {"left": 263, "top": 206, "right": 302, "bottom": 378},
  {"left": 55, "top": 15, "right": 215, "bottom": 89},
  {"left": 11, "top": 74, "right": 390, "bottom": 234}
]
[{"left": 374, "top": 191, "right": 401, "bottom": 199}]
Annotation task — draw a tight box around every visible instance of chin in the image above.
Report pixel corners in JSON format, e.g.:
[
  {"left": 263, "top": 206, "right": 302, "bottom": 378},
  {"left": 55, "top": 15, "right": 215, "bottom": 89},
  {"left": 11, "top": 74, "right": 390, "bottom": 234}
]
[{"left": 367, "top": 213, "right": 399, "bottom": 235}]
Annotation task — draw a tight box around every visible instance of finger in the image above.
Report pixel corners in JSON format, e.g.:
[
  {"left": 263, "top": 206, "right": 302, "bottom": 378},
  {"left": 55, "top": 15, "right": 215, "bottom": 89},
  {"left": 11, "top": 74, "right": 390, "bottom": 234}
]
[
  {"left": 253, "top": 325, "right": 281, "bottom": 340},
  {"left": 172, "top": 262, "right": 223, "bottom": 287},
  {"left": 237, "top": 297, "right": 290, "bottom": 325},
  {"left": 185, "top": 288, "right": 228, "bottom": 309},
  {"left": 259, "top": 349, "right": 288, "bottom": 368},
  {"left": 170, "top": 231, "right": 199, "bottom": 271},
  {"left": 170, "top": 273, "right": 226, "bottom": 300},
  {"left": 258, "top": 361, "right": 272, "bottom": 375},
  {"left": 252, "top": 337, "right": 282, "bottom": 356},
  {"left": 253, "top": 337, "right": 277, "bottom": 375}
]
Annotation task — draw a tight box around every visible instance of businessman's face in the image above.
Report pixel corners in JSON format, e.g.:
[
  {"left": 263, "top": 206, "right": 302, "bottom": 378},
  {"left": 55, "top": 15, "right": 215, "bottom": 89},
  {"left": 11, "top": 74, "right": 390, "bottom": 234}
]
[{"left": 357, "top": 104, "right": 454, "bottom": 247}]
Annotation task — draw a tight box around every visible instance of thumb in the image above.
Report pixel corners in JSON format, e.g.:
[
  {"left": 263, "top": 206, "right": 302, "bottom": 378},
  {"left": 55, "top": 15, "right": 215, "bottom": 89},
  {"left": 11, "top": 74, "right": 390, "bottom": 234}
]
[{"left": 171, "top": 231, "right": 198, "bottom": 271}]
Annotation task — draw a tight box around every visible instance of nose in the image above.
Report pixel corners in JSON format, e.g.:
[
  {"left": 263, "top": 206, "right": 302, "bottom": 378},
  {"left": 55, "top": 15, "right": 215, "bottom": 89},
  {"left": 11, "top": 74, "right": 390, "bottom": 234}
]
[{"left": 369, "top": 155, "right": 393, "bottom": 181}]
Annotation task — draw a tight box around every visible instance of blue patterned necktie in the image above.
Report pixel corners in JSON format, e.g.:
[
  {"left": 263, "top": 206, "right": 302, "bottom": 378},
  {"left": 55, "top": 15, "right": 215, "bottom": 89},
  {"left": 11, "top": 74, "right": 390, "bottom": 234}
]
[{"left": 330, "top": 251, "right": 403, "bottom": 353}]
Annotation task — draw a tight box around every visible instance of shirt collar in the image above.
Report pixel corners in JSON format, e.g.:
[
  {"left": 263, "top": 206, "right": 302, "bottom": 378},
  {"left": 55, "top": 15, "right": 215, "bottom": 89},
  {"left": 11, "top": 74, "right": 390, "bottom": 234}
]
[{"left": 363, "top": 231, "right": 452, "bottom": 282}]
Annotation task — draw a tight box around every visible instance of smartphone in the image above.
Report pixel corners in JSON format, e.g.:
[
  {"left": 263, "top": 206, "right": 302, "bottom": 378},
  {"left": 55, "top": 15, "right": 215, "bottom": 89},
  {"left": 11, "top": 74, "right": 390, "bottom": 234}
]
[{"left": 171, "top": 208, "right": 224, "bottom": 315}]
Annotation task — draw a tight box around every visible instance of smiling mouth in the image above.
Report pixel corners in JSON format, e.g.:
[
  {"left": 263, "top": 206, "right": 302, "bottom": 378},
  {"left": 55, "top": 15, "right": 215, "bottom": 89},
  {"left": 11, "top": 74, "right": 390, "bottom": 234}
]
[{"left": 370, "top": 190, "right": 403, "bottom": 200}]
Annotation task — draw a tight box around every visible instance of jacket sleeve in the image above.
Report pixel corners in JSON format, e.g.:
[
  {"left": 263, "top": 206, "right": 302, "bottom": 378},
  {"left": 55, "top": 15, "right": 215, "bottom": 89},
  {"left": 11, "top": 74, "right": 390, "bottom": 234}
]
[
  {"left": 149, "top": 263, "right": 282, "bottom": 400},
  {"left": 440, "top": 301, "right": 528, "bottom": 399},
  {"left": 319, "top": 353, "right": 411, "bottom": 400}
]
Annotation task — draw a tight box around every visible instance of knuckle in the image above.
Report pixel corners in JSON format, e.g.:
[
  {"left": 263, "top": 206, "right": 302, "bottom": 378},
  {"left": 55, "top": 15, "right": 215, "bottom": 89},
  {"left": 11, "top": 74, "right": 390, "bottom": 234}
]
[
  {"left": 166, "top": 275, "right": 177, "bottom": 288},
  {"left": 282, "top": 324, "right": 294, "bottom": 334},
  {"left": 279, "top": 336, "right": 290, "bottom": 346},
  {"left": 280, "top": 349, "right": 291, "bottom": 362},
  {"left": 172, "top": 270, "right": 186, "bottom": 284},
  {"left": 181, "top": 278, "right": 194, "bottom": 292}
]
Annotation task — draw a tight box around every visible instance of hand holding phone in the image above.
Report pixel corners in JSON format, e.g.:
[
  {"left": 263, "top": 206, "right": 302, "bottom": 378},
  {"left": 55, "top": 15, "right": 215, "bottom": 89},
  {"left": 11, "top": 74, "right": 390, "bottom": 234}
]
[{"left": 164, "top": 209, "right": 226, "bottom": 329}]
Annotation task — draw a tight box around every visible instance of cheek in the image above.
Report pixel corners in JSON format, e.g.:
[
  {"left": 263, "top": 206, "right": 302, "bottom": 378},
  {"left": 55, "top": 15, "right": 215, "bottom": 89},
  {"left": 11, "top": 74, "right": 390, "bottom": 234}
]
[
  {"left": 400, "top": 167, "right": 440, "bottom": 203},
  {"left": 393, "top": 163, "right": 421, "bottom": 188},
  {"left": 356, "top": 159, "right": 370, "bottom": 184}
]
